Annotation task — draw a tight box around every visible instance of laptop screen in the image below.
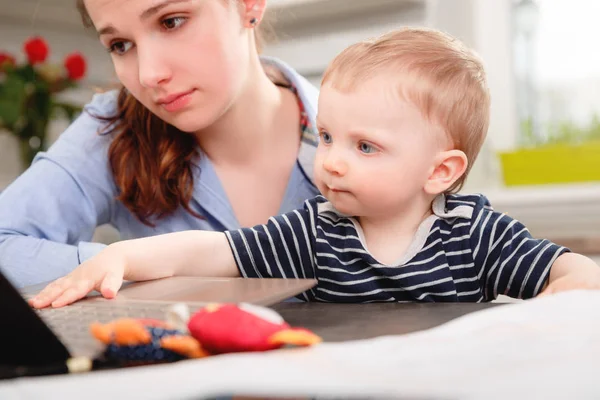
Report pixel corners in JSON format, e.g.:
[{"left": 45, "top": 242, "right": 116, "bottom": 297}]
[{"left": 0, "top": 271, "right": 70, "bottom": 367}]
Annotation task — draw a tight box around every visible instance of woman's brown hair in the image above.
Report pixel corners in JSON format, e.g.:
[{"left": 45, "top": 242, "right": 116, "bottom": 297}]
[{"left": 76, "top": 0, "right": 268, "bottom": 226}]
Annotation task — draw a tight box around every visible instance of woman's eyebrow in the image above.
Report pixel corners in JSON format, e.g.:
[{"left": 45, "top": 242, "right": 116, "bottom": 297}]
[{"left": 97, "top": 0, "right": 192, "bottom": 36}]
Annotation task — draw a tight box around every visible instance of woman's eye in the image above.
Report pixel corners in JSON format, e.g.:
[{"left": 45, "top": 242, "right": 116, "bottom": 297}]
[
  {"left": 162, "top": 16, "right": 187, "bottom": 30},
  {"left": 109, "top": 41, "right": 133, "bottom": 55},
  {"left": 359, "top": 142, "right": 377, "bottom": 154},
  {"left": 320, "top": 131, "right": 332, "bottom": 144}
]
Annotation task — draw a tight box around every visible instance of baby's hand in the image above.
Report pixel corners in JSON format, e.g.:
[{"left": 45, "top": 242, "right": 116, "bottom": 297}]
[
  {"left": 539, "top": 259, "right": 600, "bottom": 297},
  {"left": 29, "top": 244, "right": 127, "bottom": 309}
]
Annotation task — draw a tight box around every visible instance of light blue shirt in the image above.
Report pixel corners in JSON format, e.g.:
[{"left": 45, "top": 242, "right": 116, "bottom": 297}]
[{"left": 0, "top": 57, "right": 320, "bottom": 288}]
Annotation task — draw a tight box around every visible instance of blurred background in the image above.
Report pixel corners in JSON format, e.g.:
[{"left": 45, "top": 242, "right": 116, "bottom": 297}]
[{"left": 0, "top": 0, "right": 598, "bottom": 258}]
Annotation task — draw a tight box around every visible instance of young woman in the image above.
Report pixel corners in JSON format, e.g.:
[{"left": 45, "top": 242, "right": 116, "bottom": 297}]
[{"left": 0, "top": 0, "right": 320, "bottom": 287}]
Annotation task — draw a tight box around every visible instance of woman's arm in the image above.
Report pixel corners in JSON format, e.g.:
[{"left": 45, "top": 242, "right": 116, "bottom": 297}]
[{"left": 0, "top": 93, "right": 118, "bottom": 287}]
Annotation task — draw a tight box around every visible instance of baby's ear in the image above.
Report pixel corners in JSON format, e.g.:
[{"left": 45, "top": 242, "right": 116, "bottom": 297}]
[{"left": 424, "top": 150, "right": 468, "bottom": 195}]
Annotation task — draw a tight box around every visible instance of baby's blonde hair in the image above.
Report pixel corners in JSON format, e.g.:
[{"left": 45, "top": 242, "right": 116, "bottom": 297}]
[{"left": 321, "top": 28, "right": 490, "bottom": 192}]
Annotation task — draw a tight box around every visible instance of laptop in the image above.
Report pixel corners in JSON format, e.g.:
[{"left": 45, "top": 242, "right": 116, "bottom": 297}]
[{"left": 0, "top": 271, "right": 316, "bottom": 377}]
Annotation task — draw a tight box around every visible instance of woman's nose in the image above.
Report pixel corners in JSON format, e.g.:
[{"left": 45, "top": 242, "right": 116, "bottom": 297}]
[{"left": 137, "top": 46, "right": 172, "bottom": 88}]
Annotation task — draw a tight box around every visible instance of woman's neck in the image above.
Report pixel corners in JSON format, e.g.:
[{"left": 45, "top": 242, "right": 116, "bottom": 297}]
[{"left": 195, "top": 56, "right": 292, "bottom": 166}]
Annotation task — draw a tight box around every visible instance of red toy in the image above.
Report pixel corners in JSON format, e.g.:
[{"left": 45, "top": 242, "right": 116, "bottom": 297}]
[{"left": 188, "top": 303, "right": 321, "bottom": 354}]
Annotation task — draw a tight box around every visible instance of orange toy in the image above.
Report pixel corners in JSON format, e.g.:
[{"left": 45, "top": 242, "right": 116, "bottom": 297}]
[
  {"left": 90, "top": 318, "right": 207, "bottom": 363},
  {"left": 187, "top": 303, "right": 321, "bottom": 354}
]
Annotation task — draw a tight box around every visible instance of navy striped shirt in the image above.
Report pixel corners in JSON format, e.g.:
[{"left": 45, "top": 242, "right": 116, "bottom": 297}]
[{"left": 225, "top": 194, "right": 568, "bottom": 302}]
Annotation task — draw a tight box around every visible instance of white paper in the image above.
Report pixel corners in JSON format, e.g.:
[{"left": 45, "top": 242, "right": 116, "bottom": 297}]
[{"left": 2, "top": 290, "right": 600, "bottom": 399}]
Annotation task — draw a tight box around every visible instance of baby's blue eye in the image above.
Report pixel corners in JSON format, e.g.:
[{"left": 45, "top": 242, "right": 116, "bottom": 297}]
[
  {"left": 359, "top": 142, "right": 376, "bottom": 154},
  {"left": 320, "top": 132, "right": 332, "bottom": 144}
]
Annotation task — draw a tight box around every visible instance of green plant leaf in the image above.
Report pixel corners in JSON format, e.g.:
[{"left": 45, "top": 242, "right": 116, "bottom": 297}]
[{"left": 0, "top": 72, "right": 27, "bottom": 129}]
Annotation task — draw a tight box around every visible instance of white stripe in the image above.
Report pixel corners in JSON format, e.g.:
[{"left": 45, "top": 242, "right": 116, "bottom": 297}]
[
  {"left": 469, "top": 207, "right": 485, "bottom": 236},
  {"left": 316, "top": 277, "right": 453, "bottom": 297},
  {"left": 294, "top": 210, "right": 316, "bottom": 272},
  {"left": 453, "top": 222, "right": 471, "bottom": 229},
  {"left": 457, "top": 288, "right": 481, "bottom": 297},
  {"left": 239, "top": 230, "right": 260, "bottom": 277},
  {"left": 319, "top": 276, "right": 453, "bottom": 291},
  {"left": 272, "top": 218, "right": 299, "bottom": 279},
  {"left": 415, "top": 290, "right": 457, "bottom": 300},
  {"left": 533, "top": 247, "right": 564, "bottom": 295},
  {"left": 316, "top": 225, "right": 361, "bottom": 241},
  {"left": 479, "top": 217, "right": 519, "bottom": 279},
  {"left": 316, "top": 254, "right": 370, "bottom": 268},
  {"left": 518, "top": 242, "right": 558, "bottom": 298},
  {"left": 263, "top": 221, "right": 287, "bottom": 277},
  {"left": 505, "top": 240, "right": 545, "bottom": 295},
  {"left": 307, "top": 201, "right": 317, "bottom": 239},
  {"left": 489, "top": 228, "right": 530, "bottom": 296},
  {"left": 419, "top": 237, "right": 442, "bottom": 253},
  {"left": 443, "top": 234, "right": 470, "bottom": 244},
  {"left": 282, "top": 214, "right": 311, "bottom": 302},
  {"left": 315, "top": 238, "right": 369, "bottom": 254},
  {"left": 317, "top": 216, "right": 355, "bottom": 230},
  {"left": 472, "top": 209, "right": 493, "bottom": 258},
  {"left": 224, "top": 231, "right": 249, "bottom": 278},
  {"left": 251, "top": 228, "right": 272, "bottom": 277},
  {"left": 449, "top": 262, "right": 475, "bottom": 271},
  {"left": 454, "top": 276, "right": 479, "bottom": 283},
  {"left": 446, "top": 249, "right": 472, "bottom": 256},
  {"left": 317, "top": 263, "right": 450, "bottom": 285}
]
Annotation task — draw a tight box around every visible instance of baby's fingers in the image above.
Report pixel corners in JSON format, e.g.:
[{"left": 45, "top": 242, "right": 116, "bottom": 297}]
[
  {"left": 50, "top": 279, "right": 96, "bottom": 308},
  {"left": 29, "top": 278, "right": 69, "bottom": 309},
  {"left": 99, "top": 270, "right": 124, "bottom": 299}
]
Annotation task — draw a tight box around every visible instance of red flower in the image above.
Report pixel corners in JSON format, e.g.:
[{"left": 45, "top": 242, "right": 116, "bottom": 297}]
[
  {"left": 64, "top": 52, "right": 87, "bottom": 81},
  {"left": 23, "top": 36, "right": 49, "bottom": 65},
  {"left": 0, "top": 52, "right": 16, "bottom": 70}
]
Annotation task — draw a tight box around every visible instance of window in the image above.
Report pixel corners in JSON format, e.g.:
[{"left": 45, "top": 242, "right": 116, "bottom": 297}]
[{"left": 512, "top": 0, "right": 600, "bottom": 146}]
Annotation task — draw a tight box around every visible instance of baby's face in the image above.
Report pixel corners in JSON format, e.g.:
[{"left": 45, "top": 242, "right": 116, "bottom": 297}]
[{"left": 314, "top": 76, "right": 443, "bottom": 218}]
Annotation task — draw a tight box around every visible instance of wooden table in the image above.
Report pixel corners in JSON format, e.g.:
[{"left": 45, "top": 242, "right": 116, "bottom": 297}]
[{"left": 272, "top": 302, "right": 503, "bottom": 342}]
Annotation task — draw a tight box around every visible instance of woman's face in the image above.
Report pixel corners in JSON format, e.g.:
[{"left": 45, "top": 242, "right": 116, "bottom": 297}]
[{"left": 84, "top": 0, "right": 255, "bottom": 132}]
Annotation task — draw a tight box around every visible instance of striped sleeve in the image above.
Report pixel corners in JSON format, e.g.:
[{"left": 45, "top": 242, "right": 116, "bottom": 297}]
[
  {"left": 469, "top": 195, "right": 569, "bottom": 300},
  {"left": 224, "top": 200, "right": 318, "bottom": 280}
]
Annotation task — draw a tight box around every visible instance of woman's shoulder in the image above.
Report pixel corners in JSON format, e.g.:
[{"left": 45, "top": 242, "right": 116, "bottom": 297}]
[
  {"left": 82, "top": 89, "right": 120, "bottom": 117},
  {"left": 36, "top": 90, "right": 121, "bottom": 178}
]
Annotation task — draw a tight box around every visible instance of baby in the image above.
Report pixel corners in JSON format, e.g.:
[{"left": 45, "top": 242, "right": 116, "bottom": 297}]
[{"left": 31, "top": 28, "right": 600, "bottom": 308}]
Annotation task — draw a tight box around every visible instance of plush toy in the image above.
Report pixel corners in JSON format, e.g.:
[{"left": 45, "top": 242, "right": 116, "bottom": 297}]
[
  {"left": 90, "top": 303, "right": 321, "bottom": 363},
  {"left": 188, "top": 303, "right": 321, "bottom": 354},
  {"left": 90, "top": 318, "right": 207, "bottom": 363}
]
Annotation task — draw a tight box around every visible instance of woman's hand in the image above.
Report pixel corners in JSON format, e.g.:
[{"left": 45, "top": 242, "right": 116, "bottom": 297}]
[{"left": 28, "top": 244, "right": 127, "bottom": 309}]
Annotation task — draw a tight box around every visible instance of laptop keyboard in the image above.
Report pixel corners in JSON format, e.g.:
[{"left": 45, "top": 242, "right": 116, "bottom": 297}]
[{"left": 34, "top": 302, "right": 203, "bottom": 357}]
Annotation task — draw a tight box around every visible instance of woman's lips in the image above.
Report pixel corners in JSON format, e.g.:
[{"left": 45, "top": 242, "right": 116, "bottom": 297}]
[{"left": 157, "top": 90, "right": 194, "bottom": 112}]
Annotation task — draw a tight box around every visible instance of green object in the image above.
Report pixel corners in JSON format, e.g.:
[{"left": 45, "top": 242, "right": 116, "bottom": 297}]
[
  {"left": 499, "top": 141, "right": 600, "bottom": 186},
  {"left": 0, "top": 64, "right": 82, "bottom": 169}
]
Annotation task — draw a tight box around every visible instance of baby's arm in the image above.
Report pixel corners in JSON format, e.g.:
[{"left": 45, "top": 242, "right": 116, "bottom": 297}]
[
  {"left": 30, "top": 231, "right": 239, "bottom": 308},
  {"left": 541, "top": 252, "right": 600, "bottom": 296},
  {"left": 469, "top": 194, "right": 600, "bottom": 299}
]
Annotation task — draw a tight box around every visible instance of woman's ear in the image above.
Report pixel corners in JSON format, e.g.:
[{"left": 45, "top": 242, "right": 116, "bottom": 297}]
[
  {"left": 424, "top": 150, "right": 468, "bottom": 195},
  {"left": 241, "top": 0, "right": 267, "bottom": 27}
]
